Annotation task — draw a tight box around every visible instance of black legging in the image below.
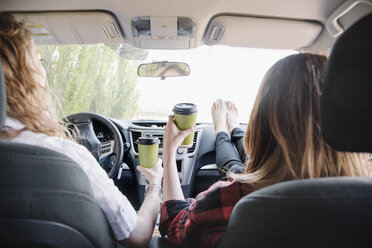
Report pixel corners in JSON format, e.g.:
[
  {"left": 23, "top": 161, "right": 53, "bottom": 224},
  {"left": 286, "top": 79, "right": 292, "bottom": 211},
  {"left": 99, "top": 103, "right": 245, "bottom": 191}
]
[{"left": 215, "top": 127, "right": 247, "bottom": 176}]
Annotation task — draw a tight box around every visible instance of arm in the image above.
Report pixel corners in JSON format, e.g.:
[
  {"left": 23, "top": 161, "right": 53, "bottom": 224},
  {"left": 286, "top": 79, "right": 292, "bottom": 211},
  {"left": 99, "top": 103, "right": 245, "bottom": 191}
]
[
  {"left": 160, "top": 181, "right": 252, "bottom": 247},
  {"left": 162, "top": 115, "right": 195, "bottom": 201},
  {"left": 119, "top": 159, "right": 163, "bottom": 248},
  {"left": 162, "top": 149, "right": 184, "bottom": 201},
  {"left": 120, "top": 193, "right": 161, "bottom": 247}
]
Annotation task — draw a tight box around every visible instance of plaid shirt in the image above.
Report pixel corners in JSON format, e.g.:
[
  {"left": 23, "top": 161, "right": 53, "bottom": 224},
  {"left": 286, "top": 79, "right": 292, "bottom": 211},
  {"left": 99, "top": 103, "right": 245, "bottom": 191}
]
[{"left": 159, "top": 180, "right": 253, "bottom": 247}]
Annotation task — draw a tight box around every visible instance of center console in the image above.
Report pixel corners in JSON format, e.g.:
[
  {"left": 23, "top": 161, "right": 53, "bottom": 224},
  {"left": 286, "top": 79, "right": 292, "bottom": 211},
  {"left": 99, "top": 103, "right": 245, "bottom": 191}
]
[{"left": 128, "top": 121, "right": 202, "bottom": 203}]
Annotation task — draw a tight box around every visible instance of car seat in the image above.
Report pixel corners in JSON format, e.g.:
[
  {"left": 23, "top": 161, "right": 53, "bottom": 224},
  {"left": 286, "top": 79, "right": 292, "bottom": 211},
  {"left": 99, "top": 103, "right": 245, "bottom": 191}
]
[
  {"left": 218, "top": 13, "right": 372, "bottom": 248},
  {"left": 0, "top": 60, "right": 115, "bottom": 247}
]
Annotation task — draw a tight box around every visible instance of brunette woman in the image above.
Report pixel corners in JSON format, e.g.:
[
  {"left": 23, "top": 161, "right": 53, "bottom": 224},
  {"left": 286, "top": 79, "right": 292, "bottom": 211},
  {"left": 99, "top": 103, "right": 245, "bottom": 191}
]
[{"left": 160, "top": 53, "right": 367, "bottom": 247}]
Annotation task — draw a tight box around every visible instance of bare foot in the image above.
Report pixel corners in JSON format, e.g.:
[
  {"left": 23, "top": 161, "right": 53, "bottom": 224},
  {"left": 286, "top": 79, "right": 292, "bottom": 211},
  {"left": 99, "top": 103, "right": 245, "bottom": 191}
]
[
  {"left": 211, "top": 99, "right": 227, "bottom": 136},
  {"left": 226, "top": 101, "right": 240, "bottom": 135}
]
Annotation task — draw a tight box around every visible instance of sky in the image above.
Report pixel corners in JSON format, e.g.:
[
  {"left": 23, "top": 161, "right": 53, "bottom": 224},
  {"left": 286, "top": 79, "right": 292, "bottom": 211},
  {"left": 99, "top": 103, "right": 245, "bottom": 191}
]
[{"left": 135, "top": 45, "right": 295, "bottom": 123}]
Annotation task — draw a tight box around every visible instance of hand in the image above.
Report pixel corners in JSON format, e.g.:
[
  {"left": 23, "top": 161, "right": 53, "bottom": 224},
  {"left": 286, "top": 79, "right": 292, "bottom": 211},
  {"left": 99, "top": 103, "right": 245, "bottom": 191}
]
[
  {"left": 163, "top": 115, "right": 196, "bottom": 153},
  {"left": 136, "top": 158, "right": 163, "bottom": 185}
]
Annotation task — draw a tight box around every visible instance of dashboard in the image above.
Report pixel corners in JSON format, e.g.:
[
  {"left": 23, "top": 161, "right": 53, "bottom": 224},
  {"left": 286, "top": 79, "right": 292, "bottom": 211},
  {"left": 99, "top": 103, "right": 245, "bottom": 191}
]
[{"left": 93, "top": 120, "right": 115, "bottom": 159}]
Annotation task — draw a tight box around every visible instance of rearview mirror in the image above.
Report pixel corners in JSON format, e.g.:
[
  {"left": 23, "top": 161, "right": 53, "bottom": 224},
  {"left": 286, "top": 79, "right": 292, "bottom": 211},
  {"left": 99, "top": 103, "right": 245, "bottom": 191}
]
[{"left": 137, "top": 62, "right": 190, "bottom": 79}]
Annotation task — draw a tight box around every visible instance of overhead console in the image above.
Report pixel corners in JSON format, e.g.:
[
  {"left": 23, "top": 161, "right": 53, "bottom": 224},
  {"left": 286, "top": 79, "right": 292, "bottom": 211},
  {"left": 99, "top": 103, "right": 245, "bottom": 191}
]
[
  {"left": 131, "top": 16, "right": 196, "bottom": 49},
  {"left": 13, "top": 12, "right": 124, "bottom": 45},
  {"left": 204, "top": 15, "right": 322, "bottom": 50}
]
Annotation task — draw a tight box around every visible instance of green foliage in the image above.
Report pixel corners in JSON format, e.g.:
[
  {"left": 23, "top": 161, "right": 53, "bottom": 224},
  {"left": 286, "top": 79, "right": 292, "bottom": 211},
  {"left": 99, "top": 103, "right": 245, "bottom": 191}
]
[
  {"left": 178, "top": 63, "right": 190, "bottom": 74},
  {"left": 138, "top": 63, "right": 158, "bottom": 76},
  {"left": 38, "top": 44, "right": 146, "bottom": 119}
]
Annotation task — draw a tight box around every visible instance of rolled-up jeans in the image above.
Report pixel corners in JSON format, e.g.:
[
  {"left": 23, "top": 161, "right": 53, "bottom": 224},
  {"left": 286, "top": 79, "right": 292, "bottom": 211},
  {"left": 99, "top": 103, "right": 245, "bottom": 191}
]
[{"left": 215, "top": 127, "right": 247, "bottom": 176}]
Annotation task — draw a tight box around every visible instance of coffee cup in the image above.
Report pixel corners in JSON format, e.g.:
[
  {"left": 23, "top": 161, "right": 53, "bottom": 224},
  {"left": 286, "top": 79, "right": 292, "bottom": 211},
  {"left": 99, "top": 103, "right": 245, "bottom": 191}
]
[
  {"left": 137, "top": 135, "right": 160, "bottom": 168},
  {"left": 173, "top": 103, "right": 198, "bottom": 147}
]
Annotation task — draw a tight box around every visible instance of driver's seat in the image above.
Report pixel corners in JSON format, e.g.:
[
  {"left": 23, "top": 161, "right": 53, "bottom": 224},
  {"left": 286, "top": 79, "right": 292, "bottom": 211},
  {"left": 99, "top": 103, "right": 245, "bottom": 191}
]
[{"left": 0, "top": 61, "right": 115, "bottom": 247}]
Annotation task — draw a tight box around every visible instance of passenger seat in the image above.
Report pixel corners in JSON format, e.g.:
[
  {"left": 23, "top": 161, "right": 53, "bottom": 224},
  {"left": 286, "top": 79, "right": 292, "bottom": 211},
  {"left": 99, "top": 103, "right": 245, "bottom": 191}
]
[{"left": 217, "top": 13, "right": 372, "bottom": 248}]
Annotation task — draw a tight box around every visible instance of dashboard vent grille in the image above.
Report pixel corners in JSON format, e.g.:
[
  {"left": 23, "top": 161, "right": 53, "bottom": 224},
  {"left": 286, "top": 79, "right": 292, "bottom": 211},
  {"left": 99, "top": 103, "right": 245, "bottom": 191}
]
[
  {"left": 131, "top": 131, "right": 142, "bottom": 153},
  {"left": 132, "top": 122, "right": 167, "bottom": 128},
  {"left": 152, "top": 133, "right": 164, "bottom": 149},
  {"left": 187, "top": 132, "right": 198, "bottom": 153},
  {"left": 131, "top": 130, "right": 196, "bottom": 153}
]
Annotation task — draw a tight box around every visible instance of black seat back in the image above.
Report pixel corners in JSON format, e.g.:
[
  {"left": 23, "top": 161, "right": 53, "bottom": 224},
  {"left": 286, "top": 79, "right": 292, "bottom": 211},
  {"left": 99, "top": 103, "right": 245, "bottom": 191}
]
[
  {"left": 0, "top": 62, "right": 115, "bottom": 246},
  {"left": 218, "top": 13, "right": 372, "bottom": 248},
  {"left": 321, "top": 13, "right": 372, "bottom": 152},
  {"left": 218, "top": 177, "right": 372, "bottom": 248}
]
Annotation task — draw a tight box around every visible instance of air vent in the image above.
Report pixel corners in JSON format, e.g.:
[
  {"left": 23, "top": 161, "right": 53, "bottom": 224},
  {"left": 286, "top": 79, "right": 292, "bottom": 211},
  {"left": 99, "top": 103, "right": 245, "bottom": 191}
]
[
  {"left": 132, "top": 122, "right": 167, "bottom": 128},
  {"left": 130, "top": 131, "right": 164, "bottom": 152},
  {"left": 187, "top": 132, "right": 198, "bottom": 153},
  {"left": 130, "top": 131, "right": 142, "bottom": 153},
  {"left": 152, "top": 133, "right": 164, "bottom": 149}
]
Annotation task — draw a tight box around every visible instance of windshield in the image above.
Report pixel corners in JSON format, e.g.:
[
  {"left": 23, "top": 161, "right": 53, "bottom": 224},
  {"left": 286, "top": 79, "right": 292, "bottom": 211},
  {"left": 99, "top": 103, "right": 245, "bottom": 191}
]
[{"left": 38, "top": 44, "right": 295, "bottom": 123}]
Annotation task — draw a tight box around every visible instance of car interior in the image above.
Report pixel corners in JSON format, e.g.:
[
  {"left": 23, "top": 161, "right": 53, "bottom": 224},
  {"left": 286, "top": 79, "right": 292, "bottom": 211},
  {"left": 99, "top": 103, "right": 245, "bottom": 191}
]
[{"left": 0, "top": 0, "right": 371, "bottom": 247}]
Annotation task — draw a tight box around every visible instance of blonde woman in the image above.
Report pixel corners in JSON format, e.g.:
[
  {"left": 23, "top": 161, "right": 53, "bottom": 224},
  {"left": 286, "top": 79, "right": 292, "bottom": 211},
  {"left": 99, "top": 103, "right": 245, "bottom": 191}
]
[
  {"left": 0, "top": 12, "right": 162, "bottom": 247},
  {"left": 160, "top": 53, "right": 367, "bottom": 247}
]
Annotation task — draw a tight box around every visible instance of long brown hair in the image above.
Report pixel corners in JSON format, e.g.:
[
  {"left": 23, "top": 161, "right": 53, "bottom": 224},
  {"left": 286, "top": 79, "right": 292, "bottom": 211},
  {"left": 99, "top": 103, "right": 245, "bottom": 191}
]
[
  {"left": 0, "top": 12, "right": 68, "bottom": 138},
  {"left": 232, "top": 53, "right": 367, "bottom": 189}
]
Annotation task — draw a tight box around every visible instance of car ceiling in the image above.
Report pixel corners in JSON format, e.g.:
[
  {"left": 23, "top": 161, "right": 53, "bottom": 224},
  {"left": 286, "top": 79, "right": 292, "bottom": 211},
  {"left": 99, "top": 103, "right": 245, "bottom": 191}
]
[{"left": 1, "top": 0, "right": 371, "bottom": 54}]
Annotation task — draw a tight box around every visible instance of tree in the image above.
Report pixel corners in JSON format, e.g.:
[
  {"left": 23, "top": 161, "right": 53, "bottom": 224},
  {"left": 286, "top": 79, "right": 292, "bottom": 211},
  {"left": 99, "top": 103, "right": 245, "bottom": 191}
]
[{"left": 38, "top": 44, "right": 147, "bottom": 120}]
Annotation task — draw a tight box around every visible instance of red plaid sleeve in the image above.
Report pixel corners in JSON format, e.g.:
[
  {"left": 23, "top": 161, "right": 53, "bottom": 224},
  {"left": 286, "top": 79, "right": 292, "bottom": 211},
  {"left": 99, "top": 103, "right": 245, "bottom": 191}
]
[{"left": 159, "top": 180, "right": 253, "bottom": 247}]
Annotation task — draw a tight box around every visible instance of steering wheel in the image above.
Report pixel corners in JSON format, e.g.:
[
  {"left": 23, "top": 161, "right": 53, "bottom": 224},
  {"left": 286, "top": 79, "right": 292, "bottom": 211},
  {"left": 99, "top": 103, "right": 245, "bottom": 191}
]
[{"left": 65, "top": 112, "right": 124, "bottom": 178}]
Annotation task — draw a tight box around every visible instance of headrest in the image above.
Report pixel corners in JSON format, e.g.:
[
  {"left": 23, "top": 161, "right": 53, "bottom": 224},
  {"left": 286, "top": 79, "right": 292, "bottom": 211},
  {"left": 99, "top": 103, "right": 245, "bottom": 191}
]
[
  {"left": 0, "top": 60, "right": 6, "bottom": 129},
  {"left": 321, "top": 13, "right": 372, "bottom": 153}
]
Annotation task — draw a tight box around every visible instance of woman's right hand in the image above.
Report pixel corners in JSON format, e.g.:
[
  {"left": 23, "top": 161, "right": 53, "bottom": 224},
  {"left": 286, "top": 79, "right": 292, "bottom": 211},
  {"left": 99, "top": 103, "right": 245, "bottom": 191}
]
[
  {"left": 136, "top": 158, "right": 163, "bottom": 186},
  {"left": 163, "top": 115, "right": 196, "bottom": 155}
]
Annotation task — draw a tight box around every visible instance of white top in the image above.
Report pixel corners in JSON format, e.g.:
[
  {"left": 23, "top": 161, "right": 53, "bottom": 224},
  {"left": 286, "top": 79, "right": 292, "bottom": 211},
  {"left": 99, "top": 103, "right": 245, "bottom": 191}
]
[{"left": 4, "top": 116, "right": 137, "bottom": 241}]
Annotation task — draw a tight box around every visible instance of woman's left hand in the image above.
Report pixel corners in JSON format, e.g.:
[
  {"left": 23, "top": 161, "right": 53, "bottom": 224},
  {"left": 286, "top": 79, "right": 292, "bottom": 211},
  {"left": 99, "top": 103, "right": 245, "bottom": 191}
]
[{"left": 136, "top": 158, "right": 163, "bottom": 186}]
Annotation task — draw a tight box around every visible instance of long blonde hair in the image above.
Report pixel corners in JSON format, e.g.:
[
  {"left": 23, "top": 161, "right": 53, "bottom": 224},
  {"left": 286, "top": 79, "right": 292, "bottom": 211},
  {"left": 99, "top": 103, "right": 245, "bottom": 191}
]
[
  {"left": 0, "top": 12, "right": 68, "bottom": 139},
  {"left": 232, "top": 53, "right": 367, "bottom": 189}
]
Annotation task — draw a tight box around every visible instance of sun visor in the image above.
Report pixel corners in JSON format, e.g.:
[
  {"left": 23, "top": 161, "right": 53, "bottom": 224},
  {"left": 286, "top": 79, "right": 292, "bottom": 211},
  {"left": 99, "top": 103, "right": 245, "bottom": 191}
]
[
  {"left": 14, "top": 12, "right": 124, "bottom": 45},
  {"left": 204, "top": 15, "right": 322, "bottom": 50}
]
